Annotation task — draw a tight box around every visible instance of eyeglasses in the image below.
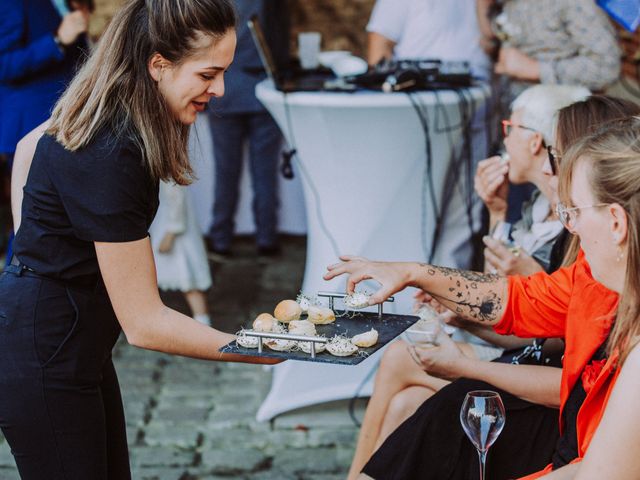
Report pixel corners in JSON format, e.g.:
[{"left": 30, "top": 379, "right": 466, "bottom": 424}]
[
  {"left": 555, "top": 201, "right": 610, "bottom": 231},
  {"left": 546, "top": 145, "right": 562, "bottom": 176},
  {"left": 501, "top": 119, "right": 540, "bottom": 138}
]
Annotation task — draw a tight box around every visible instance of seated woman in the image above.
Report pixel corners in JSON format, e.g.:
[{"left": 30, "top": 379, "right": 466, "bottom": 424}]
[
  {"left": 326, "top": 104, "right": 640, "bottom": 478},
  {"left": 346, "top": 84, "right": 588, "bottom": 479},
  {"left": 537, "top": 117, "right": 640, "bottom": 480}
]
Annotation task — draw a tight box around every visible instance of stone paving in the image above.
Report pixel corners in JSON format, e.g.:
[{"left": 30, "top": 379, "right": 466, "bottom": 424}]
[{"left": 0, "top": 236, "right": 367, "bottom": 479}]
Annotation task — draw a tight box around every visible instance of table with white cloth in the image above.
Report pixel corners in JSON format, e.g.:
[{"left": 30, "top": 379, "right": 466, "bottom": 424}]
[{"left": 254, "top": 80, "right": 491, "bottom": 421}]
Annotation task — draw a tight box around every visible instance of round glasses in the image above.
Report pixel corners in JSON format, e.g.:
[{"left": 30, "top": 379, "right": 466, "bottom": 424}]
[{"left": 555, "top": 202, "right": 609, "bottom": 231}]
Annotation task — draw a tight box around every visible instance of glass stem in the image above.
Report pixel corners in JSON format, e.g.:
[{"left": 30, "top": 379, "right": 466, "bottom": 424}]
[{"left": 477, "top": 449, "right": 487, "bottom": 480}]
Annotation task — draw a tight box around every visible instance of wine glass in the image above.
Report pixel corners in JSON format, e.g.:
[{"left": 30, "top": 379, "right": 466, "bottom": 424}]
[{"left": 460, "top": 390, "right": 506, "bottom": 480}]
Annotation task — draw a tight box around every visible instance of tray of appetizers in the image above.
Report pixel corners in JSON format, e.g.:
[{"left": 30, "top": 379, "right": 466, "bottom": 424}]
[{"left": 219, "top": 292, "right": 419, "bottom": 365}]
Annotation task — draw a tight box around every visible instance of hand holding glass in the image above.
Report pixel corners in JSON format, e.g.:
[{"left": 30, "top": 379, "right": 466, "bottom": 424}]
[
  {"left": 405, "top": 304, "right": 441, "bottom": 347},
  {"left": 460, "top": 390, "right": 506, "bottom": 480}
]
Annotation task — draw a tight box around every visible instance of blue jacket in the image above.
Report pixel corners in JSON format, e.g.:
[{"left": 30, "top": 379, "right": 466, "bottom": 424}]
[{"left": 0, "top": 0, "right": 86, "bottom": 154}]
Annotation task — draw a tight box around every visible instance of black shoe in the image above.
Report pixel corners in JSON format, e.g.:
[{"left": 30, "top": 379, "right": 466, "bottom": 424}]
[
  {"left": 205, "top": 238, "right": 232, "bottom": 261},
  {"left": 257, "top": 244, "right": 281, "bottom": 257}
]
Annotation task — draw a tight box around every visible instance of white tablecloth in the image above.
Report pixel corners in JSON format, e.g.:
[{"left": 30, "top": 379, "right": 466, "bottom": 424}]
[{"left": 254, "top": 81, "right": 491, "bottom": 421}]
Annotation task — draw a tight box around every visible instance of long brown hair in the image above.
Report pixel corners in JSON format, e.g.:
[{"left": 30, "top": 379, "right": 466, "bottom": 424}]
[
  {"left": 48, "top": 0, "right": 236, "bottom": 185},
  {"left": 554, "top": 96, "right": 640, "bottom": 267},
  {"left": 559, "top": 116, "right": 640, "bottom": 363}
]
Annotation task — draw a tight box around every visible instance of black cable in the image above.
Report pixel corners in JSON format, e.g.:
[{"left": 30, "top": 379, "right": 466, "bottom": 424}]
[
  {"left": 429, "top": 88, "right": 479, "bottom": 263},
  {"left": 282, "top": 94, "right": 342, "bottom": 259},
  {"left": 406, "top": 92, "right": 440, "bottom": 263},
  {"left": 430, "top": 90, "right": 460, "bottom": 261},
  {"left": 455, "top": 88, "right": 476, "bottom": 240}
]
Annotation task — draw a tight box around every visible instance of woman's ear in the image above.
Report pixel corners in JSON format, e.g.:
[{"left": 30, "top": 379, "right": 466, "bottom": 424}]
[
  {"left": 610, "top": 203, "right": 628, "bottom": 246},
  {"left": 148, "top": 53, "right": 169, "bottom": 82}
]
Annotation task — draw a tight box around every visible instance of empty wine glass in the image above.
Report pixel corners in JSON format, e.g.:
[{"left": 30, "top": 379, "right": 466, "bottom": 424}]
[{"left": 460, "top": 390, "right": 506, "bottom": 480}]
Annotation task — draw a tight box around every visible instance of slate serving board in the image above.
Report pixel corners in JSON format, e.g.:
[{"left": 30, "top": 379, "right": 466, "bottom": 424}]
[{"left": 219, "top": 311, "right": 419, "bottom": 365}]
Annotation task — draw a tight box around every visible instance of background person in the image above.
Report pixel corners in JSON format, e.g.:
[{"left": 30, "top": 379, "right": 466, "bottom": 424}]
[
  {"left": 367, "top": 0, "right": 490, "bottom": 80},
  {"left": 476, "top": 0, "right": 622, "bottom": 228},
  {"left": 0, "top": 0, "right": 92, "bottom": 258},
  {"left": 150, "top": 181, "right": 213, "bottom": 327},
  {"left": 476, "top": 0, "right": 621, "bottom": 101},
  {"left": 205, "top": 0, "right": 289, "bottom": 258}
]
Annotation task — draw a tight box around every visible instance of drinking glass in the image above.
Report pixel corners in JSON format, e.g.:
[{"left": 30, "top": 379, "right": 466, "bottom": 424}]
[
  {"left": 490, "top": 220, "right": 512, "bottom": 244},
  {"left": 405, "top": 303, "right": 441, "bottom": 346},
  {"left": 298, "top": 32, "right": 321, "bottom": 69},
  {"left": 460, "top": 390, "right": 506, "bottom": 480},
  {"left": 404, "top": 318, "right": 440, "bottom": 347}
]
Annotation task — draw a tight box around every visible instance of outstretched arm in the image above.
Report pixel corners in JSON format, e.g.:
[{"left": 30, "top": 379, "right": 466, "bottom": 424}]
[
  {"left": 325, "top": 256, "right": 508, "bottom": 325},
  {"left": 96, "top": 237, "right": 279, "bottom": 364}
]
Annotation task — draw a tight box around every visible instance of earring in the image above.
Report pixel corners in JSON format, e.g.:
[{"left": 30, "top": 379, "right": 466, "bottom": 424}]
[{"left": 617, "top": 246, "right": 624, "bottom": 263}]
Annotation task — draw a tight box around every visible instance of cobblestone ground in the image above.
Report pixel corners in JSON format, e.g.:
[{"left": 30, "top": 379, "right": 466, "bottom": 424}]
[{"left": 0, "top": 236, "right": 366, "bottom": 479}]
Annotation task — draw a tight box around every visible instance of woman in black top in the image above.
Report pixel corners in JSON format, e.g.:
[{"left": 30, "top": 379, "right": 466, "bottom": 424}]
[{"left": 0, "top": 1, "right": 276, "bottom": 479}]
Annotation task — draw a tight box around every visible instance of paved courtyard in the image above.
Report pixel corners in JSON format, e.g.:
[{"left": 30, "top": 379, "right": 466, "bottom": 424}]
[{"left": 0, "top": 236, "right": 366, "bottom": 479}]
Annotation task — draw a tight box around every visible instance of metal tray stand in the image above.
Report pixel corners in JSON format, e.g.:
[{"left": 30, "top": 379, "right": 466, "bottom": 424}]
[{"left": 219, "top": 292, "right": 419, "bottom": 365}]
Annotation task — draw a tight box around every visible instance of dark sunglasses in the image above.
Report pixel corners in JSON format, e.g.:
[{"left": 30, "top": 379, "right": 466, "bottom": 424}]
[{"left": 546, "top": 145, "right": 561, "bottom": 176}]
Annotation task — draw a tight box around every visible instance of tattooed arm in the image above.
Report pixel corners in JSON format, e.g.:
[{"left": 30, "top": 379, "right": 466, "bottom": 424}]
[{"left": 324, "top": 255, "right": 508, "bottom": 325}]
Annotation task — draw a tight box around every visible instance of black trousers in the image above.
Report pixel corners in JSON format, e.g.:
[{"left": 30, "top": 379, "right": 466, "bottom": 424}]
[
  {"left": 0, "top": 270, "right": 130, "bottom": 479},
  {"left": 363, "top": 377, "right": 559, "bottom": 480}
]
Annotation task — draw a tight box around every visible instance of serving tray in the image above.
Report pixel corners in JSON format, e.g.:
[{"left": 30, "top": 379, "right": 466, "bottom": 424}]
[{"left": 219, "top": 310, "right": 419, "bottom": 365}]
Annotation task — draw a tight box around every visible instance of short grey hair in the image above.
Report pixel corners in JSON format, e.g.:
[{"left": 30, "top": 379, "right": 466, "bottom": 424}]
[{"left": 511, "top": 85, "right": 591, "bottom": 145}]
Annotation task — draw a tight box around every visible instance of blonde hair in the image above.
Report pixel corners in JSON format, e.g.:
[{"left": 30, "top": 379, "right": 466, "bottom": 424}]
[
  {"left": 554, "top": 96, "right": 640, "bottom": 267},
  {"left": 47, "top": 0, "right": 236, "bottom": 185},
  {"left": 559, "top": 116, "right": 640, "bottom": 363}
]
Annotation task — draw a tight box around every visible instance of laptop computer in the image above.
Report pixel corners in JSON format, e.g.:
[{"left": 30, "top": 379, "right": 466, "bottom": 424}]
[{"left": 247, "top": 15, "right": 334, "bottom": 93}]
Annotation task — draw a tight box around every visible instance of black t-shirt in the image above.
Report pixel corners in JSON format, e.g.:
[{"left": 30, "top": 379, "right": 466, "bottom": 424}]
[{"left": 13, "top": 128, "right": 159, "bottom": 282}]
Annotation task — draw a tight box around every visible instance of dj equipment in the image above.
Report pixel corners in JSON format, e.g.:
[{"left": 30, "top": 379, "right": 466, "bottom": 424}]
[{"left": 347, "top": 59, "right": 473, "bottom": 92}]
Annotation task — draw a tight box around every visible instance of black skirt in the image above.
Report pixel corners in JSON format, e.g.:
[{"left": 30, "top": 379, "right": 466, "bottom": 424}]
[{"left": 363, "top": 377, "right": 559, "bottom": 480}]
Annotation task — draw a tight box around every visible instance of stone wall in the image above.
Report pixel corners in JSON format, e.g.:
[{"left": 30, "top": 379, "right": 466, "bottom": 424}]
[
  {"left": 617, "top": 25, "right": 640, "bottom": 79},
  {"left": 289, "top": 0, "right": 375, "bottom": 56},
  {"left": 92, "top": 0, "right": 375, "bottom": 56}
]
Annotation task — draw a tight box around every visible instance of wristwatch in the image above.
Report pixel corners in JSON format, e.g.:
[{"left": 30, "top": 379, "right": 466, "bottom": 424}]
[{"left": 53, "top": 34, "right": 66, "bottom": 54}]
